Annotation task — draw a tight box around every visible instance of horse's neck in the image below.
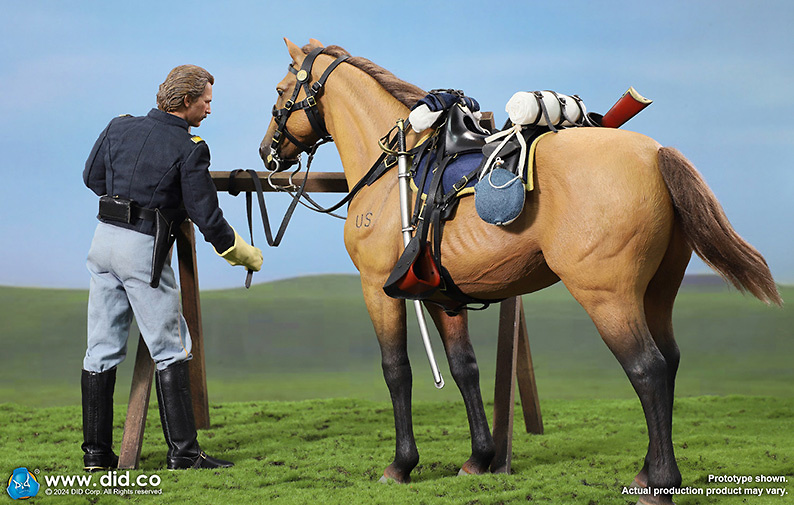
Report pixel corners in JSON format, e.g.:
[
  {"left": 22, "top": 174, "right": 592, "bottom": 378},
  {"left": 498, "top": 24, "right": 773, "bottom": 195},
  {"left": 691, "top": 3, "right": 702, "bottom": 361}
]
[{"left": 322, "top": 65, "right": 410, "bottom": 186}]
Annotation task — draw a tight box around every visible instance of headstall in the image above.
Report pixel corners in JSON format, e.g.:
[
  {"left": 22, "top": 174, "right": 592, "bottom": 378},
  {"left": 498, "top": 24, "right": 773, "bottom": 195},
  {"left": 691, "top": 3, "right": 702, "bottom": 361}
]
[
  {"left": 267, "top": 47, "right": 349, "bottom": 171},
  {"left": 232, "top": 47, "right": 403, "bottom": 288}
]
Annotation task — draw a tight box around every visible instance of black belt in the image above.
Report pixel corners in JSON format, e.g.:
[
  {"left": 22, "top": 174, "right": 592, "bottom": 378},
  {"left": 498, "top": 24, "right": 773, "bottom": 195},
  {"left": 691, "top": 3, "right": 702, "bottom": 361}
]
[{"left": 130, "top": 205, "right": 156, "bottom": 222}]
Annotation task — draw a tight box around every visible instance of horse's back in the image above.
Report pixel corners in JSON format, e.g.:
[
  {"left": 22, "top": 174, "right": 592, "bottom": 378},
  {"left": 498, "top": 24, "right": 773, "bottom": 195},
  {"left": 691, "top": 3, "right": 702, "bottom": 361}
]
[
  {"left": 535, "top": 127, "right": 663, "bottom": 197},
  {"left": 443, "top": 127, "right": 673, "bottom": 298}
]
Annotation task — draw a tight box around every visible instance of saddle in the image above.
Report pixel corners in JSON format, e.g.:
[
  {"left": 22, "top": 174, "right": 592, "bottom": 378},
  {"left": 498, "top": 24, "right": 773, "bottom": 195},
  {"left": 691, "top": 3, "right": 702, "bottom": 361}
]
[{"left": 382, "top": 90, "right": 600, "bottom": 315}]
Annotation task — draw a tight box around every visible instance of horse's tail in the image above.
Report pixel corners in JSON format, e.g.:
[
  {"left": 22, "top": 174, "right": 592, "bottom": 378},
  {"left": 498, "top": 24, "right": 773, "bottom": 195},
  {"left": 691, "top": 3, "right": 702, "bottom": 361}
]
[{"left": 657, "top": 147, "right": 782, "bottom": 305}]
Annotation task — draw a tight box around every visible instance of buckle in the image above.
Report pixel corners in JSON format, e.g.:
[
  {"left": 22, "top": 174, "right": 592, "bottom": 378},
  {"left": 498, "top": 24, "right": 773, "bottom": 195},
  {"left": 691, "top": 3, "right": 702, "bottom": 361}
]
[
  {"left": 284, "top": 99, "right": 295, "bottom": 110},
  {"left": 452, "top": 176, "right": 470, "bottom": 193},
  {"left": 306, "top": 95, "right": 317, "bottom": 108}
]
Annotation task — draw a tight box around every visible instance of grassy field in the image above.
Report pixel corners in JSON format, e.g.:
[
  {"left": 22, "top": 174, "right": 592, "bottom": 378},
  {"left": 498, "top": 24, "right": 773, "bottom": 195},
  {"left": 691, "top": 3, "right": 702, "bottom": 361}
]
[
  {"left": 1, "top": 396, "right": 791, "bottom": 504},
  {"left": 1, "top": 275, "right": 791, "bottom": 407},
  {"left": 0, "top": 276, "right": 791, "bottom": 503}
]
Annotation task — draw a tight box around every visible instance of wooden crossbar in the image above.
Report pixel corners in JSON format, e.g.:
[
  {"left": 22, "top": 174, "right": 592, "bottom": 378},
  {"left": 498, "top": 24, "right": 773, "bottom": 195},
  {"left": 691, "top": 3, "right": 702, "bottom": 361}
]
[{"left": 211, "top": 171, "right": 349, "bottom": 193}]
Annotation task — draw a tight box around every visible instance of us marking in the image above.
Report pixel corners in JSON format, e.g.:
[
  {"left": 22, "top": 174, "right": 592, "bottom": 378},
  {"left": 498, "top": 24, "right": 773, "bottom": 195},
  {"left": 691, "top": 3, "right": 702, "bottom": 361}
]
[{"left": 355, "top": 212, "right": 373, "bottom": 228}]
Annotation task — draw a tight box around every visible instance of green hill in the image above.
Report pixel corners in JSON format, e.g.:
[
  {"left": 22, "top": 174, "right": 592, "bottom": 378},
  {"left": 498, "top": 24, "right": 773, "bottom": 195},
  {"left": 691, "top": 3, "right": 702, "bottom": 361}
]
[{"left": 1, "top": 275, "right": 791, "bottom": 407}]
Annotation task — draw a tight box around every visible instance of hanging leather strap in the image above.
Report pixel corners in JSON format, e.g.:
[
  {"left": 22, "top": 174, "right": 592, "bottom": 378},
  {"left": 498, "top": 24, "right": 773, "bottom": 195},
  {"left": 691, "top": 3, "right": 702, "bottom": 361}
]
[{"left": 227, "top": 168, "right": 310, "bottom": 287}]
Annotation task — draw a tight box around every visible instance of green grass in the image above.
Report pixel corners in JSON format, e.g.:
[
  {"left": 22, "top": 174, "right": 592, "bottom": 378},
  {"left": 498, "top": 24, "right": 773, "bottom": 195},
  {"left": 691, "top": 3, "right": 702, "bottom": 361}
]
[
  {"left": 1, "top": 276, "right": 791, "bottom": 503},
  {"left": 1, "top": 396, "right": 791, "bottom": 504}
]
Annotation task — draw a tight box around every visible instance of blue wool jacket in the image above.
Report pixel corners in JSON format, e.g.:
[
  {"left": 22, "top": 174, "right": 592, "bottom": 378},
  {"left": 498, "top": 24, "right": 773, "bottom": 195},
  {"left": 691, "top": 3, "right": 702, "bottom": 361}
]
[{"left": 84, "top": 108, "right": 234, "bottom": 252}]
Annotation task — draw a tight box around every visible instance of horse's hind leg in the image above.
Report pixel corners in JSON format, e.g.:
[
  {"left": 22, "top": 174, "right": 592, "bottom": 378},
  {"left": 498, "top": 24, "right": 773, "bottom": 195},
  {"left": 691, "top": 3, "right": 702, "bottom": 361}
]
[
  {"left": 568, "top": 287, "right": 682, "bottom": 505},
  {"left": 634, "top": 225, "right": 692, "bottom": 490},
  {"left": 425, "top": 305, "right": 495, "bottom": 475},
  {"left": 360, "top": 280, "right": 419, "bottom": 483}
]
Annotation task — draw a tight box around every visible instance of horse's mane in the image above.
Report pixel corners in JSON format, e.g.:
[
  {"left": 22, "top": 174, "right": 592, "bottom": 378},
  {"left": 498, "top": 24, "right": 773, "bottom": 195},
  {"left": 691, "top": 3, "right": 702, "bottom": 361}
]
[{"left": 303, "top": 44, "right": 426, "bottom": 109}]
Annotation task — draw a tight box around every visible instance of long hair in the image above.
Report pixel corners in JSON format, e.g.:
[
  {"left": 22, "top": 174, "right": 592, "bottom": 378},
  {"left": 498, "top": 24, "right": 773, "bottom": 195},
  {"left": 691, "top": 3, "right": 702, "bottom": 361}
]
[
  {"left": 657, "top": 147, "right": 781, "bottom": 305},
  {"left": 156, "top": 65, "right": 214, "bottom": 112},
  {"left": 304, "top": 44, "right": 426, "bottom": 108}
]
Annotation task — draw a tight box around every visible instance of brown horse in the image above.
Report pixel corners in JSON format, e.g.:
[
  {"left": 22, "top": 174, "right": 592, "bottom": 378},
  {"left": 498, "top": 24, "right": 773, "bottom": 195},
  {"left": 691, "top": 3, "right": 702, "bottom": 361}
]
[{"left": 259, "top": 39, "right": 781, "bottom": 505}]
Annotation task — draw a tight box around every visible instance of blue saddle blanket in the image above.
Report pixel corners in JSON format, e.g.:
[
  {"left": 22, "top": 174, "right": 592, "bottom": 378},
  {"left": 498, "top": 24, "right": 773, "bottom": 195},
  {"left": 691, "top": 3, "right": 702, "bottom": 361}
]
[{"left": 411, "top": 150, "right": 483, "bottom": 197}]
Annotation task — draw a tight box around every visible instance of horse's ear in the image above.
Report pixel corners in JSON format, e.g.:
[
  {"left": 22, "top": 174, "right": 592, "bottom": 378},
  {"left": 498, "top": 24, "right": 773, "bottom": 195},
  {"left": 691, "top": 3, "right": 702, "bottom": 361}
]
[
  {"left": 284, "top": 38, "right": 304, "bottom": 63},
  {"left": 309, "top": 38, "right": 324, "bottom": 47}
]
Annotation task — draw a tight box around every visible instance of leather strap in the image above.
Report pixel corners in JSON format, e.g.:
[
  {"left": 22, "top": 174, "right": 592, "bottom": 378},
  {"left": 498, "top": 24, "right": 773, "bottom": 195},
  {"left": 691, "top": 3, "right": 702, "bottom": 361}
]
[
  {"left": 270, "top": 48, "right": 349, "bottom": 167},
  {"left": 228, "top": 168, "right": 309, "bottom": 288}
]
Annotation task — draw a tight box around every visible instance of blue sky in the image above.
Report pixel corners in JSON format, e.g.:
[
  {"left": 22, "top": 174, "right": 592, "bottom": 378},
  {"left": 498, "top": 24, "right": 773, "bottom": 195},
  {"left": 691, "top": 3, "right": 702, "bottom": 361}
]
[{"left": 1, "top": 0, "right": 792, "bottom": 289}]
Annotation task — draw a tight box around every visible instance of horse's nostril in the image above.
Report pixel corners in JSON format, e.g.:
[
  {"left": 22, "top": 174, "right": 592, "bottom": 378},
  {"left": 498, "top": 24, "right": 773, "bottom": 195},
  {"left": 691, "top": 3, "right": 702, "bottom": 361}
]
[{"left": 259, "top": 144, "right": 270, "bottom": 163}]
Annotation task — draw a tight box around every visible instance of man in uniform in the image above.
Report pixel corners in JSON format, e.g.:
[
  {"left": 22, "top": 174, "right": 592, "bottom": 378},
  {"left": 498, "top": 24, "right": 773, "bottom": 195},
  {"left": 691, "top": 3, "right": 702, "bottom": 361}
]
[{"left": 82, "top": 64, "right": 261, "bottom": 470}]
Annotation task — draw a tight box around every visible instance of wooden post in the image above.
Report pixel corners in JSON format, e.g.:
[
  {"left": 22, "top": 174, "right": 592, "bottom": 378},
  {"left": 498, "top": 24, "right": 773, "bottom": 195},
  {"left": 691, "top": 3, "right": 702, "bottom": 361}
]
[
  {"left": 117, "top": 222, "right": 209, "bottom": 469},
  {"left": 516, "top": 301, "right": 543, "bottom": 434},
  {"left": 491, "top": 297, "right": 521, "bottom": 473},
  {"left": 490, "top": 296, "right": 543, "bottom": 474},
  {"left": 117, "top": 335, "right": 154, "bottom": 469},
  {"left": 176, "top": 220, "right": 210, "bottom": 430}
]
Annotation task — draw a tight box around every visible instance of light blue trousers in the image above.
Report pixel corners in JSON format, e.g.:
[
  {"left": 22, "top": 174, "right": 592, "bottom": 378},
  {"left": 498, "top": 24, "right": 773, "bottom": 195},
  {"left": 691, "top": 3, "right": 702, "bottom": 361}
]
[{"left": 84, "top": 222, "right": 192, "bottom": 372}]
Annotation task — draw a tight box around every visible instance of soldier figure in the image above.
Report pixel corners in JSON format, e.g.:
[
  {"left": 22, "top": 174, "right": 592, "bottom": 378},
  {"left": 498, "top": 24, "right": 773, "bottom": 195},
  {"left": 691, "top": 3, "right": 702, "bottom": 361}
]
[{"left": 81, "top": 65, "right": 261, "bottom": 470}]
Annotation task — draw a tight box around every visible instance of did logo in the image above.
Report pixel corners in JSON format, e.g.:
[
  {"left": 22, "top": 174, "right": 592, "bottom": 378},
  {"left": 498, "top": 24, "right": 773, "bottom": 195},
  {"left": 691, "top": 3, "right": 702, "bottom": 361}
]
[{"left": 6, "top": 468, "right": 40, "bottom": 500}]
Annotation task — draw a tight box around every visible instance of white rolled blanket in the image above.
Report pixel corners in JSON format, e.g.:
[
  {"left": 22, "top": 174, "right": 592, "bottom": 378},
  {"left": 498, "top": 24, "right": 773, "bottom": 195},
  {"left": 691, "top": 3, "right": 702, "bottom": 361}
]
[
  {"left": 506, "top": 91, "right": 583, "bottom": 127},
  {"left": 409, "top": 104, "right": 443, "bottom": 132}
]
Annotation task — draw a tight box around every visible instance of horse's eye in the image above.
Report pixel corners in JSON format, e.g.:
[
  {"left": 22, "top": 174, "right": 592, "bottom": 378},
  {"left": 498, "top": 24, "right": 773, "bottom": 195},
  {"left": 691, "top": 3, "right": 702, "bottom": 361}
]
[{"left": 277, "top": 89, "right": 284, "bottom": 97}]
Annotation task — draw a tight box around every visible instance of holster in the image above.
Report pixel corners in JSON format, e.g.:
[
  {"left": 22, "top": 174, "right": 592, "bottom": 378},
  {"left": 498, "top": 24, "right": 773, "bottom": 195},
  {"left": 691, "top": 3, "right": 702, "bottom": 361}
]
[
  {"left": 98, "top": 196, "right": 186, "bottom": 288},
  {"left": 150, "top": 208, "right": 187, "bottom": 288}
]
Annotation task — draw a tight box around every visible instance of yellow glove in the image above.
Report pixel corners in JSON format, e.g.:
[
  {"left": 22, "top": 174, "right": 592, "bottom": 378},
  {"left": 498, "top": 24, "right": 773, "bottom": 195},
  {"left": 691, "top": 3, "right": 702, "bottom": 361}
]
[{"left": 216, "top": 229, "right": 263, "bottom": 271}]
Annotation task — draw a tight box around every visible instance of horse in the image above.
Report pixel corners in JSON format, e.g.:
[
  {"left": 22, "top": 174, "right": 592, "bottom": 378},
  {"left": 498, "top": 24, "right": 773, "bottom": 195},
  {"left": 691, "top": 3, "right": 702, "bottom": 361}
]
[{"left": 259, "top": 39, "right": 781, "bottom": 505}]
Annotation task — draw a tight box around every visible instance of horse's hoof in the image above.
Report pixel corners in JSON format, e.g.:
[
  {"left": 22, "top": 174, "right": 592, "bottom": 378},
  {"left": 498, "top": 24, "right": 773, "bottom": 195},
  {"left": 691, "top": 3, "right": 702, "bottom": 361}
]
[
  {"left": 632, "top": 469, "right": 649, "bottom": 489},
  {"left": 379, "top": 468, "right": 410, "bottom": 484},
  {"left": 458, "top": 459, "right": 490, "bottom": 476}
]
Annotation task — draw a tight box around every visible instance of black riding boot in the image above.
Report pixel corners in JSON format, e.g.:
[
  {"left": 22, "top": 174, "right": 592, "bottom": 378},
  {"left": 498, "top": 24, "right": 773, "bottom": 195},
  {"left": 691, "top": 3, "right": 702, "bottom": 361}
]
[
  {"left": 155, "top": 361, "right": 233, "bottom": 470},
  {"left": 81, "top": 368, "right": 119, "bottom": 472}
]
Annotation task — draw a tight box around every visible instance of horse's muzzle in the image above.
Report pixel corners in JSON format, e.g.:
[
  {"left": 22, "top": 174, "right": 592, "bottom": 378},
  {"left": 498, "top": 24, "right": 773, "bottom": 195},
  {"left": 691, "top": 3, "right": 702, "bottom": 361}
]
[{"left": 259, "top": 144, "right": 297, "bottom": 172}]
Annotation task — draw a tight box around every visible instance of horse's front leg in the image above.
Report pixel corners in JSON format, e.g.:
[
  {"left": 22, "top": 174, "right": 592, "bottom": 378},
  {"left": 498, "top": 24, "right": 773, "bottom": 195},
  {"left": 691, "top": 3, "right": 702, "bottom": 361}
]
[
  {"left": 425, "top": 305, "right": 495, "bottom": 475},
  {"left": 361, "top": 281, "right": 418, "bottom": 483}
]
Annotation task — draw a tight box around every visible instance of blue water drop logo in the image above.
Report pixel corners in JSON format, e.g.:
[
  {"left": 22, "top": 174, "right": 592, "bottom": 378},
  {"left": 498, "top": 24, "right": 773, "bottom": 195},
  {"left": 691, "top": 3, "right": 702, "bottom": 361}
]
[{"left": 6, "top": 468, "right": 40, "bottom": 500}]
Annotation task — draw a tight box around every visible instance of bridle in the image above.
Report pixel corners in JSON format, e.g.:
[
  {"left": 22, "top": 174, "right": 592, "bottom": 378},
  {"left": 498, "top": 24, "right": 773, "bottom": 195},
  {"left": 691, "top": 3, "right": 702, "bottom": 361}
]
[
  {"left": 229, "top": 47, "right": 352, "bottom": 288},
  {"left": 232, "top": 46, "right": 401, "bottom": 288},
  {"left": 266, "top": 47, "right": 349, "bottom": 171}
]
